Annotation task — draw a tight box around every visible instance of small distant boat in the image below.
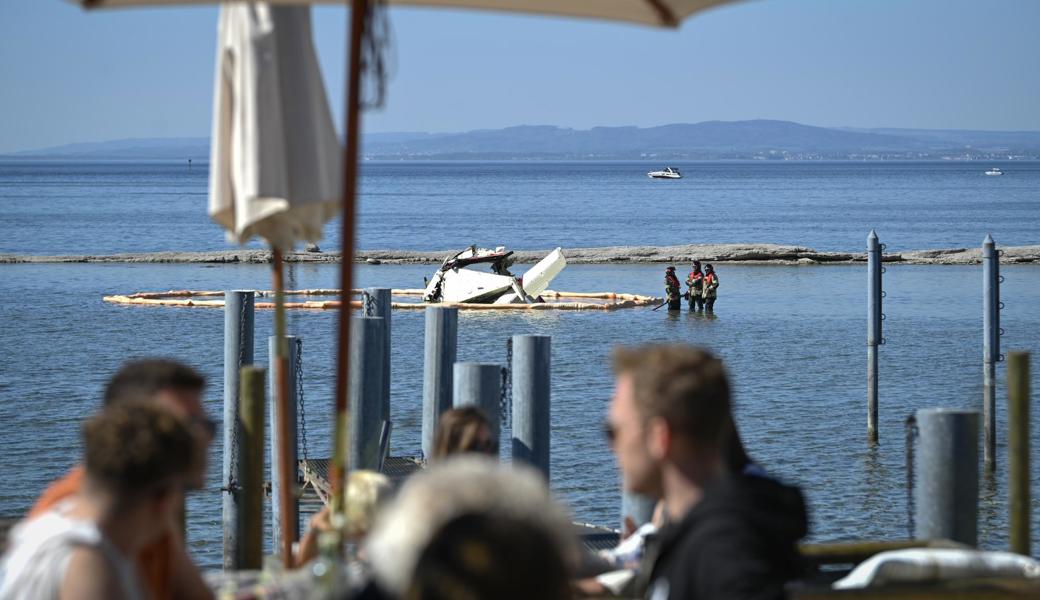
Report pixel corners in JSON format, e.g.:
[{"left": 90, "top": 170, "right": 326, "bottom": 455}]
[
  {"left": 648, "top": 167, "right": 682, "bottom": 179},
  {"left": 984, "top": 167, "right": 1004, "bottom": 176}
]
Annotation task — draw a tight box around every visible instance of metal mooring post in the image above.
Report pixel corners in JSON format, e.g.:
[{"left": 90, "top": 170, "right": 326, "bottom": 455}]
[
  {"left": 364, "top": 288, "right": 392, "bottom": 425},
  {"left": 982, "top": 234, "right": 1001, "bottom": 471},
  {"left": 268, "top": 335, "right": 299, "bottom": 554},
  {"left": 422, "top": 307, "right": 458, "bottom": 460},
  {"left": 222, "top": 290, "right": 254, "bottom": 569},
  {"left": 350, "top": 316, "right": 386, "bottom": 471},
  {"left": 914, "top": 408, "right": 979, "bottom": 547},
  {"left": 511, "top": 335, "right": 551, "bottom": 479},
  {"left": 867, "top": 231, "right": 884, "bottom": 443},
  {"left": 453, "top": 363, "right": 503, "bottom": 446}
]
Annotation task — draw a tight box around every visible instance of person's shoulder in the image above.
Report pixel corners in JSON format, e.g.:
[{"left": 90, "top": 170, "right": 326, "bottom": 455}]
[
  {"left": 62, "top": 545, "right": 127, "bottom": 600},
  {"left": 28, "top": 466, "right": 85, "bottom": 518}
]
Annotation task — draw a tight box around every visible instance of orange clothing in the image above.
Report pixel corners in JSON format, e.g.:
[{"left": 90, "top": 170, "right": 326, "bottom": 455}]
[{"left": 29, "top": 466, "right": 173, "bottom": 600}]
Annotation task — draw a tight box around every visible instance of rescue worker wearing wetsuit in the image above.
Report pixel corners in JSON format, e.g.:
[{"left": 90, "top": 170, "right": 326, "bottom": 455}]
[
  {"left": 702, "top": 263, "right": 720, "bottom": 312},
  {"left": 664, "top": 266, "right": 682, "bottom": 311},
  {"left": 686, "top": 260, "right": 705, "bottom": 311}
]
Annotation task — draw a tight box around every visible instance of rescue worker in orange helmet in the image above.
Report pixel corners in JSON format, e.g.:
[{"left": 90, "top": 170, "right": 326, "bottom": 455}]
[
  {"left": 686, "top": 260, "right": 705, "bottom": 311},
  {"left": 664, "top": 266, "right": 682, "bottom": 311},
  {"left": 702, "top": 264, "right": 720, "bottom": 312}
]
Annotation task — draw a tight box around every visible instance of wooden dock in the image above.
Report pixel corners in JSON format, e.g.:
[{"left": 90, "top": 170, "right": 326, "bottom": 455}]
[{"left": 296, "top": 456, "right": 619, "bottom": 552}]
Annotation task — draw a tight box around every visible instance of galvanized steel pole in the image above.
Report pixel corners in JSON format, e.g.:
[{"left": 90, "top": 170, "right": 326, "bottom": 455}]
[
  {"left": 867, "top": 231, "right": 883, "bottom": 443},
  {"left": 364, "top": 288, "right": 392, "bottom": 425},
  {"left": 914, "top": 408, "right": 979, "bottom": 546},
  {"left": 511, "top": 335, "right": 551, "bottom": 478},
  {"left": 983, "top": 234, "right": 1001, "bottom": 471},
  {"left": 453, "top": 363, "right": 502, "bottom": 445},
  {"left": 222, "top": 290, "right": 254, "bottom": 569},
  {"left": 268, "top": 335, "right": 299, "bottom": 554},
  {"left": 350, "top": 316, "right": 385, "bottom": 471},
  {"left": 1007, "top": 351, "right": 1031, "bottom": 556},
  {"left": 422, "top": 307, "right": 458, "bottom": 460}
]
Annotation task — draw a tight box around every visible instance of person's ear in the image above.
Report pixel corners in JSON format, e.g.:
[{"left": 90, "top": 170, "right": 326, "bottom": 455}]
[{"left": 646, "top": 417, "right": 670, "bottom": 461}]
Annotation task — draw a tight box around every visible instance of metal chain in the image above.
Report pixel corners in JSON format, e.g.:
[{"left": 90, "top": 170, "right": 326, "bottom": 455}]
[
  {"left": 499, "top": 338, "right": 512, "bottom": 427},
  {"left": 363, "top": 291, "right": 377, "bottom": 317},
  {"left": 295, "top": 337, "right": 309, "bottom": 461},
  {"left": 905, "top": 414, "right": 918, "bottom": 538}
]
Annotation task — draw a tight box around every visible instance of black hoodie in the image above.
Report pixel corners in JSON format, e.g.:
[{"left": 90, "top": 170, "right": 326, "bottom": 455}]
[{"left": 645, "top": 473, "right": 808, "bottom": 600}]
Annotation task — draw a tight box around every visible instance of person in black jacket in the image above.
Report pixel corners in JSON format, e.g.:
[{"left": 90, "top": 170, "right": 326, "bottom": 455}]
[{"left": 607, "top": 345, "right": 807, "bottom": 600}]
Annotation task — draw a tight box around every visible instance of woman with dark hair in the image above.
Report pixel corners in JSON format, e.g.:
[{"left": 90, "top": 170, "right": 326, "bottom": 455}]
[{"left": 430, "top": 406, "right": 497, "bottom": 462}]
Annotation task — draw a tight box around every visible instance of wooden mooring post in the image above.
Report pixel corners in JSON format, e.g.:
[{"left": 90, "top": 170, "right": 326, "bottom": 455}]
[
  {"left": 1007, "top": 351, "right": 1031, "bottom": 556},
  {"left": 239, "top": 366, "right": 265, "bottom": 570},
  {"left": 222, "top": 290, "right": 254, "bottom": 569}
]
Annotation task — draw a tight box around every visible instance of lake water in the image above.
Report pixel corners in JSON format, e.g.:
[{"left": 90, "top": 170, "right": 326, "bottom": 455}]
[
  {"left": 1, "top": 160, "right": 1039, "bottom": 569},
  {"left": 2, "top": 160, "right": 1040, "bottom": 254}
]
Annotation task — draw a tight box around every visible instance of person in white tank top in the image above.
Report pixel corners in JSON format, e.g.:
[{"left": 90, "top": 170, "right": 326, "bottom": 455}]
[{"left": 0, "top": 403, "right": 198, "bottom": 600}]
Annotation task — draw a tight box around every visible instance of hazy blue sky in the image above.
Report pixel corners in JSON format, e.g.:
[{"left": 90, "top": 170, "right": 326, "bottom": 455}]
[{"left": 1, "top": 0, "right": 1038, "bottom": 153}]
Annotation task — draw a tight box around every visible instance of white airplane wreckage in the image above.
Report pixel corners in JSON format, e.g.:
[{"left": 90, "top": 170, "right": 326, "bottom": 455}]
[
  {"left": 102, "top": 246, "right": 661, "bottom": 311},
  {"left": 422, "top": 246, "right": 565, "bottom": 304}
]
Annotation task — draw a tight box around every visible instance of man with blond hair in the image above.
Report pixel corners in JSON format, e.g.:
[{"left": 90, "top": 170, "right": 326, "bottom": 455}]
[{"left": 606, "top": 345, "right": 807, "bottom": 600}]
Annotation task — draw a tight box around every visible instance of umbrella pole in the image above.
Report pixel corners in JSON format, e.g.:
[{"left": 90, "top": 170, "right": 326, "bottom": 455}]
[
  {"left": 331, "top": 0, "right": 368, "bottom": 521},
  {"left": 271, "top": 247, "right": 297, "bottom": 567}
]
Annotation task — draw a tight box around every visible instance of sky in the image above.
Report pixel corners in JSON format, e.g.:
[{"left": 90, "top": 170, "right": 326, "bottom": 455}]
[{"left": 1, "top": 0, "right": 1038, "bottom": 154}]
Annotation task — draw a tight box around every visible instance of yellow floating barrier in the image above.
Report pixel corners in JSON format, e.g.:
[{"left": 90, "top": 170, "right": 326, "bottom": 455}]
[{"left": 103, "top": 288, "right": 661, "bottom": 311}]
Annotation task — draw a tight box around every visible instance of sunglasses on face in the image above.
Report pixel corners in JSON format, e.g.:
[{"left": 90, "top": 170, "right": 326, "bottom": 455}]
[{"left": 603, "top": 421, "right": 617, "bottom": 445}]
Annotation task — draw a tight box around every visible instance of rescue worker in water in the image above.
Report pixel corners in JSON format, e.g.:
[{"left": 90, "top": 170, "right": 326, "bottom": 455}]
[
  {"left": 664, "top": 266, "right": 682, "bottom": 311},
  {"left": 702, "top": 263, "right": 720, "bottom": 312},
  {"left": 686, "top": 260, "right": 705, "bottom": 311}
]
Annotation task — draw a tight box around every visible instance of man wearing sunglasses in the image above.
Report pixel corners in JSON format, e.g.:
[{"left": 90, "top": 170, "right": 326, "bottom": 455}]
[
  {"left": 27, "top": 359, "right": 214, "bottom": 600},
  {"left": 607, "top": 345, "right": 807, "bottom": 600}
]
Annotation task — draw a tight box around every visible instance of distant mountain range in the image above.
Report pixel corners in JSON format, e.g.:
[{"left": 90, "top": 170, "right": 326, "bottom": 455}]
[{"left": 8, "top": 120, "right": 1040, "bottom": 160}]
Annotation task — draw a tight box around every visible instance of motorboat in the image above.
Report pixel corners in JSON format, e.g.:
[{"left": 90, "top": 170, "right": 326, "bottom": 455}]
[
  {"left": 984, "top": 167, "right": 1003, "bottom": 176},
  {"left": 422, "top": 245, "right": 567, "bottom": 304},
  {"left": 647, "top": 166, "right": 682, "bottom": 179}
]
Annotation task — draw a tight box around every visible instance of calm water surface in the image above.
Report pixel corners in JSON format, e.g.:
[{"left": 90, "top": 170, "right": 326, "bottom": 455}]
[
  {"left": 1, "top": 160, "right": 1039, "bottom": 569},
  {"left": 1, "top": 261, "right": 1039, "bottom": 569},
  {"left": 2, "top": 160, "right": 1039, "bottom": 254}
]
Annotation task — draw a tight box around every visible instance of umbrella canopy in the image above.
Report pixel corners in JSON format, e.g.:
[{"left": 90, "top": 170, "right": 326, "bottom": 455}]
[
  {"left": 208, "top": 3, "right": 341, "bottom": 252},
  {"left": 82, "top": 0, "right": 738, "bottom": 28}
]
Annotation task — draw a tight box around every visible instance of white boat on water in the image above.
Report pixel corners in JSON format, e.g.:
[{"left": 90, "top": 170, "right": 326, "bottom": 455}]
[
  {"left": 985, "top": 167, "right": 1004, "bottom": 176},
  {"left": 648, "top": 167, "right": 682, "bottom": 179}
]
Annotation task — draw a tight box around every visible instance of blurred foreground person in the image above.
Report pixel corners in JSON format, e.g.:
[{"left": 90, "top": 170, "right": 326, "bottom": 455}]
[
  {"left": 365, "top": 456, "right": 575, "bottom": 600},
  {"left": 26, "top": 359, "right": 214, "bottom": 600},
  {"left": 295, "top": 470, "right": 392, "bottom": 566},
  {"left": 429, "top": 406, "right": 497, "bottom": 462},
  {"left": 0, "top": 403, "right": 198, "bottom": 599},
  {"left": 608, "top": 345, "right": 807, "bottom": 600}
]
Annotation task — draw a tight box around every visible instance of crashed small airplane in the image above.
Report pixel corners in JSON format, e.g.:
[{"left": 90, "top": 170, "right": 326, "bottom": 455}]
[{"left": 422, "top": 246, "right": 567, "bottom": 304}]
